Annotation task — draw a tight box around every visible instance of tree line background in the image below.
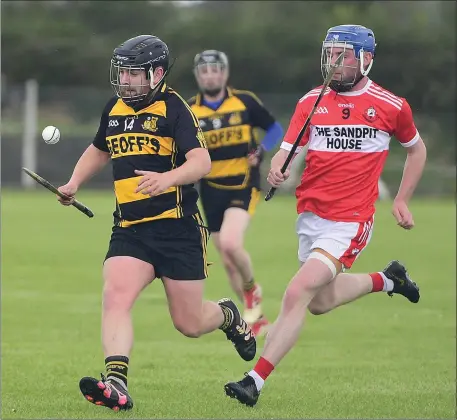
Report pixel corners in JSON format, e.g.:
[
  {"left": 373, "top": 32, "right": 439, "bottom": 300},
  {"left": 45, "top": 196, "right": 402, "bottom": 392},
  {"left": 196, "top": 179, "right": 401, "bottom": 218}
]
[{"left": 1, "top": 0, "right": 455, "bottom": 192}]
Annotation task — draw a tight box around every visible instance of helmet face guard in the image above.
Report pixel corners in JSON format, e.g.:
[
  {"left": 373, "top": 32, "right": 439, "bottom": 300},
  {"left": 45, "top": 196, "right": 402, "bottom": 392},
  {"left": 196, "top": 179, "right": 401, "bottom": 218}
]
[
  {"left": 321, "top": 25, "right": 376, "bottom": 92},
  {"left": 193, "top": 50, "right": 229, "bottom": 96},
  {"left": 110, "top": 35, "right": 169, "bottom": 105},
  {"left": 194, "top": 61, "right": 225, "bottom": 76},
  {"left": 110, "top": 61, "right": 155, "bottom": 105}
]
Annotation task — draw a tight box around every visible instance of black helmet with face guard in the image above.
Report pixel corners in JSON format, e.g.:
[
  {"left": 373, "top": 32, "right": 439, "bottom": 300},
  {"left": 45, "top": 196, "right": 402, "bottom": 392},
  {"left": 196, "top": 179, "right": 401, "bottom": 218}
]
[
  {"left": 193, "top": 50, "right": 229, "bottom": 97},
  {"left": 110, "top": 35, "right": 170, "bottom": 105},
  {"left": 193, "top": 49, "right": 228, "bottom": 70}
]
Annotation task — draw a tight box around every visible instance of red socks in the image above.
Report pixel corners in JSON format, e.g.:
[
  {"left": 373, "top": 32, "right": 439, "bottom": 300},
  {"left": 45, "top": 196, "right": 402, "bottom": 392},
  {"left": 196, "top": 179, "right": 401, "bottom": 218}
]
[
  {"left": 369, "top": 272, "right": 384, "bottom": 292},
  {"left": 253, "top": 357, "right": 275, "bottom": 380}
]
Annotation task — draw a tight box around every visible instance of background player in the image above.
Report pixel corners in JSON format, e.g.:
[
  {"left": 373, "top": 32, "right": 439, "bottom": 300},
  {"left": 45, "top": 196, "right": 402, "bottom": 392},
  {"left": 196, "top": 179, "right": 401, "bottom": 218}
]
[
  {"left": 189, "top": 50, "right": 284, "bottom": 336},
  {"left": 56, "top": 35, "right": 256, "bottom": 412},
  {"left": 224, "top": 24, "right": 427, "bottom": 406}
]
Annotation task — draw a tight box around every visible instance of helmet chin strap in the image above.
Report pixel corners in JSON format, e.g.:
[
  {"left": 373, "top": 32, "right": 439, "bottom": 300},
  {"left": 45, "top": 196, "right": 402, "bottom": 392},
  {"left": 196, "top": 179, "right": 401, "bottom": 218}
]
[
  {"left": 131, "top": 68, "right": 169, "bottom": 108},
  {"left": 140, "top": 78, "right": 166, "bottom": 106},
  {"left": 359, "top": 49, "right": 374, "bottom": 76},
  {"left": 149, "top": 69, "right": 165, "bottom": 90},
  {"left": 148, "top": 58, "right": 175, "bottom": 90}
]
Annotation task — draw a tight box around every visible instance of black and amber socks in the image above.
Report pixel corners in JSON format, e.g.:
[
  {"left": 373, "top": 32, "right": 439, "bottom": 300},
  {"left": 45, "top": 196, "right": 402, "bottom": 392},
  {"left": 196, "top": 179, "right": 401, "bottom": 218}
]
[{"left": 105, "top": 355, "right": 129, "bottom": 389}]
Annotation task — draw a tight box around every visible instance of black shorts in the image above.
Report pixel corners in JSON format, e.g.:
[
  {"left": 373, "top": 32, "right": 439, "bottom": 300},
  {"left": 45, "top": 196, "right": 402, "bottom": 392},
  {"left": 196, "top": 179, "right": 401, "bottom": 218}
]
[
  {"left": 199, "top": 183, "right": 260, "bottom": 233},
  {"left": 104, "top": 213, "right": 210, "bottom": 280}
]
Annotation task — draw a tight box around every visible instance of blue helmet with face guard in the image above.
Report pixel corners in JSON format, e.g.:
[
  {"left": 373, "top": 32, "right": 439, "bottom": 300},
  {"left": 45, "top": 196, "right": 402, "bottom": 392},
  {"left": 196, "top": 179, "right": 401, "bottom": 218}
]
[{"left": 321, "top": 25, "right": 377, "bottom": 92}]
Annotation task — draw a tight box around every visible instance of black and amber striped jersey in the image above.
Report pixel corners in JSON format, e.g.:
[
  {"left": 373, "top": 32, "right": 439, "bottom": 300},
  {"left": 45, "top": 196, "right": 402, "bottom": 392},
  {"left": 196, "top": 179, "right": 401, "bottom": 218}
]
[
  {"left": 92, "top": 83, "right": 207, "bottom": 227},
  {"left": 188, "top": 87, "right": 275, "bottom": 190}
]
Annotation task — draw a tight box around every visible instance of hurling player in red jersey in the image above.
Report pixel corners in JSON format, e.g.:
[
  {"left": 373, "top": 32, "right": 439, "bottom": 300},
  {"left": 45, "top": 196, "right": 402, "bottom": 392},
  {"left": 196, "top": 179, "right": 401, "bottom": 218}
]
[{"left": 224, "top": 25, "right": 427, "bottom": 407}]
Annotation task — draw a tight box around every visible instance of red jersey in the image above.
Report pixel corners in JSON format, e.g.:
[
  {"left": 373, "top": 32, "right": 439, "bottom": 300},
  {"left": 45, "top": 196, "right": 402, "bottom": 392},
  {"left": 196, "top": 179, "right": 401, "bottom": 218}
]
[{"left": 281, "top": 79, "right": 420, "bottom": 222}]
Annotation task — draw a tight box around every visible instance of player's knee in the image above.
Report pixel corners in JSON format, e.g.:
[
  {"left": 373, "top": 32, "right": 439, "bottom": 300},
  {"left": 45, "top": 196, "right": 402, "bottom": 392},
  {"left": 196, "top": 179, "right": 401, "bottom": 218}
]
[
  {"left": 283, "top": 280, "right": 306, "bottom": 309},
  {"left": 171, "top": 312, "right": 202, "bottom": 338},
  {"left": 308, "top": 288, "right": 338, "bottom": 315},
  {"left": 220, "top": 238, "right": 241, "bottom": 257},
  {"left": 173, "top": 319, "right": 202, "bottom": 338},
  {"left": 308, "top": 299, "right": 330, "bottom": 315},
  {"left": 219, "top": 237, "right": 241, "bottom": 260},
  {"left": 103, "top": 282, "right": 133, "bottom": 311}
]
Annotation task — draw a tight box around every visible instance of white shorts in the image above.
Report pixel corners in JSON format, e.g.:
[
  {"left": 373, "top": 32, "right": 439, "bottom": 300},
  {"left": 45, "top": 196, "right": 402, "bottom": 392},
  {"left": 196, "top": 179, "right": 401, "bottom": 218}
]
[{"left": 296, "top": 212, "right": 374, "bottom": 269}]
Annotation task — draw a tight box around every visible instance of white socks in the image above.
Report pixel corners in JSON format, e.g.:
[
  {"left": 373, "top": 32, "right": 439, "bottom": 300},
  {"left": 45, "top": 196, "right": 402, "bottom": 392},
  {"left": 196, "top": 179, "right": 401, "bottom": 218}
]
[
  {"left": 248, "top": 370, "right": 265, "bottom": 392},
  {"left": 380, "top": 272, "right": 394, "bottom": 292}
]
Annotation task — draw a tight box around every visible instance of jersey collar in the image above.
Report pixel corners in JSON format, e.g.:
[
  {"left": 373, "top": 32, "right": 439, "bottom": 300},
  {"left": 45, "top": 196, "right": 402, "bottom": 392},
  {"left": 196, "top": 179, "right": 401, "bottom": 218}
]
[{"left": 337, "top": 78, "right": 372, "bottom": 96}]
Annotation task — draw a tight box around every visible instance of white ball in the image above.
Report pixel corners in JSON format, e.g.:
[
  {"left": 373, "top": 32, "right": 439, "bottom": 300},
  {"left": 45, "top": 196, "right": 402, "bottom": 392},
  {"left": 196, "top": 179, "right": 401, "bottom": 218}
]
[{"left": 42, "top": 126, "right": 60, "bottom": 144}]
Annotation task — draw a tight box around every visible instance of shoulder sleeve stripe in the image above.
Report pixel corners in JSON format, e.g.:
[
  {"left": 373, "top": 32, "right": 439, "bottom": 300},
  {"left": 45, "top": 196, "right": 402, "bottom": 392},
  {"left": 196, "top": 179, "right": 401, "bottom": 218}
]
[
  {"left": 232, "top": 89, "right": 263, "bottom": 105},
  {"left": 171, "top": 90, "right": 200, "bottom": 128},
  {"left": 170, "top": 90, "right": 206, "bottom": 148},
  {"left": 299, "top": 89, "right": 330, "bottom": 103},
  {"left": 366, "top": 90, "right": 402, "bottom": 110},
  {"left": 370, "top": 85, "right": 403, "bottom": 105}
]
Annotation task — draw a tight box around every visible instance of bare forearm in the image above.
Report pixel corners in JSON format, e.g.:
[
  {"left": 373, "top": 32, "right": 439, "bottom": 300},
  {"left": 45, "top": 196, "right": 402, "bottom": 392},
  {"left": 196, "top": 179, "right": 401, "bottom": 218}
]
[
  {"left": 272, "top": 148, "right": 296, "bottom": 170},
  {"left": 395, "top": 141, "right": 427, "bottom": 203},
  {"left": 69, "top": 144, "right": 110, "bottom": 187},
  {"left": 168, "top": 150, "right": 211, "bottom": 186}
]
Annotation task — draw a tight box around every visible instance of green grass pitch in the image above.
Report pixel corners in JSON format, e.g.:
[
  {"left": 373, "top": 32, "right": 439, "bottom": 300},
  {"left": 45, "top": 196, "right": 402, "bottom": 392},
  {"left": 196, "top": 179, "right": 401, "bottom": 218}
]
[{"left": 1, "top": 190, "right": 455, "bottom": 419}]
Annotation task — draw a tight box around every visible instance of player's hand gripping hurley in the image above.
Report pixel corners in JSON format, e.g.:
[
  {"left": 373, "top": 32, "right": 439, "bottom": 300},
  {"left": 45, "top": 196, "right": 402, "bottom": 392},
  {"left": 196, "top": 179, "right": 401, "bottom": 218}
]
[
  {"left": 22, "top": 167, "right": 94, "bottom": 218},
  {"left": 265, "top": 53, "right": 344, "bottom": 201}
]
